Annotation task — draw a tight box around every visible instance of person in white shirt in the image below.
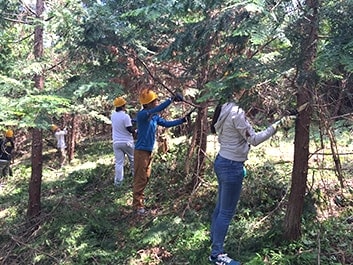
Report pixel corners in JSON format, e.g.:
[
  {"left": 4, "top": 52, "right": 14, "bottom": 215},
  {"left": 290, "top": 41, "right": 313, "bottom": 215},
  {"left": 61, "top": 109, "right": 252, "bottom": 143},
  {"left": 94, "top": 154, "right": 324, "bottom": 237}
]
[
  {"left": 51, "top": 124, "right": 67, "bottom": 168},
  {"left": 111, "top": 97, "right": 136, "bottom": 187}
]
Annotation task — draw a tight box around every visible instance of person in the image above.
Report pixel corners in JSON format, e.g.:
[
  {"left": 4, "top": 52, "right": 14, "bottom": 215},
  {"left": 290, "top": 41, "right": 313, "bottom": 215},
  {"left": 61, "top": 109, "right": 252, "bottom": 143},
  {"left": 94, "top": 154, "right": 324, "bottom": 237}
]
[
  {"left": 111, "top": 96, "right": 136, "bottom": 187},
  {"left": 133, "top": 88, "right": 188, "bottom": 215},
  {"left": 51, "top": 124, "right": 67, "bottom": 168},
  {"left": 0, "top": 129, "right": 15, "bottom": 177},
  {"left": 209, "top": 100, "right": 295, "bottom": 265}
]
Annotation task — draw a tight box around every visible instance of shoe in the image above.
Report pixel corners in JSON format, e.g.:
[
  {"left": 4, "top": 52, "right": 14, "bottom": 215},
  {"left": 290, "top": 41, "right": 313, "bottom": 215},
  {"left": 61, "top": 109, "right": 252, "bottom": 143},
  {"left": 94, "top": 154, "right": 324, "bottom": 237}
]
[
  {"left": 136, "top": 208, "right": 146, "bottom": 215},
  {"left": 209, "top": 253, "right": 240, "bottom": 265}
]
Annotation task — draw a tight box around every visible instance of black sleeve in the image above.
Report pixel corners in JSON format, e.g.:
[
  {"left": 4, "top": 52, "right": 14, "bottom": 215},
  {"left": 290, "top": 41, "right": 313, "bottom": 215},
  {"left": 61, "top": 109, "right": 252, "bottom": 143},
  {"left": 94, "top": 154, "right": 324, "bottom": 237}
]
[{"left": 126, "top": 126, "right": 135, "bottom": 134}]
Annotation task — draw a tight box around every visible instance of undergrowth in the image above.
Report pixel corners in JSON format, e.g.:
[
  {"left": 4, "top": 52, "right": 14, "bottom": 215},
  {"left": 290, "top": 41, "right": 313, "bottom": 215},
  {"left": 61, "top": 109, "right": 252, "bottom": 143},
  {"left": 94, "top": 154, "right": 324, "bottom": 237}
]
[{"left": 0, "top": 134, "right": 352, "bottom": 264}]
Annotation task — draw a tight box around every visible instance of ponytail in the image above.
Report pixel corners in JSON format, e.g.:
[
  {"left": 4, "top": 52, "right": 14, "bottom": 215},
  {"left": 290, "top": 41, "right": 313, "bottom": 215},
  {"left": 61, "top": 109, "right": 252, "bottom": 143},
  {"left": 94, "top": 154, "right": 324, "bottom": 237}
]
[{"left": 210, "top": 103, "right": 222, "bottom": 134}]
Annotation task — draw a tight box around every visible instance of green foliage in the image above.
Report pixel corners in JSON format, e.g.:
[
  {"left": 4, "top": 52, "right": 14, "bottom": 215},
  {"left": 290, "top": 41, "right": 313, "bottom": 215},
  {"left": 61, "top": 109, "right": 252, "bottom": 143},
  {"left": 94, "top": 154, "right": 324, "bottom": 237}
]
[
  {"left": 240, "top": 161, "right": 289, "bottom": 215},
  {"left": 1, "top": 0, "right": 353, "bottom": 263},
  {"left": 0, "top": 92, "right": 71, "bottom": 129},
  {"left": 0, "top": 0, "right": 128, "bottom": 130},
  {"left": 316, "top": 0, "right": 353, "bottom": 80}
]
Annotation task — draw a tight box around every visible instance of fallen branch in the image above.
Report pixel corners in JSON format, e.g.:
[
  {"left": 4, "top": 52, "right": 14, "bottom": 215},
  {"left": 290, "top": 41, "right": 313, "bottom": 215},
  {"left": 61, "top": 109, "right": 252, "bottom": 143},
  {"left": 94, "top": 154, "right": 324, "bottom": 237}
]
[{"left": 5, "top": 231, "right": 60, "bottom": 264}]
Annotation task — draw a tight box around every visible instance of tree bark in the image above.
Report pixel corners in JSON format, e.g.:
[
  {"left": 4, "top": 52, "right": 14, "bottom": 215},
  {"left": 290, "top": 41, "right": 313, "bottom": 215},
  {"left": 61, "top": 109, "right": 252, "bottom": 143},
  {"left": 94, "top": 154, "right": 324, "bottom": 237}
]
[
  {"left": 186, "top": 102, "right": 208, "bottom": 189},
  {"left": 185, "top": 40, "right": 212, "bottom": 190},
  {"left": 27, "top": 0, "right": 44, "bottom": 218},
  {"left": 27, "top": 128, "right": 43, "bottom": 217},
  {"left": 284, "top": 0, "right": 319, "bottom": 241}
]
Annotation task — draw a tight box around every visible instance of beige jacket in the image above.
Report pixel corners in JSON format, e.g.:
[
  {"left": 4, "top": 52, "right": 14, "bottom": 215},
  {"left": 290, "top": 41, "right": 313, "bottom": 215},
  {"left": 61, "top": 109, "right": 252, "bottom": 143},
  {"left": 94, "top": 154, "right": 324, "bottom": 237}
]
[{"left": 214, "top": 102, "right": 276, "bottom": 162}]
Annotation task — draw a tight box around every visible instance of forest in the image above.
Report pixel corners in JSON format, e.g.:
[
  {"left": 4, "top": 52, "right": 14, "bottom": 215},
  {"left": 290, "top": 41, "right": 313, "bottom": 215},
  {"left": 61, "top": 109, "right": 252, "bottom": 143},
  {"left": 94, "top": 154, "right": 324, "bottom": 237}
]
[{"left": 0, "top": 0, "right": 352, "bottom": 264}]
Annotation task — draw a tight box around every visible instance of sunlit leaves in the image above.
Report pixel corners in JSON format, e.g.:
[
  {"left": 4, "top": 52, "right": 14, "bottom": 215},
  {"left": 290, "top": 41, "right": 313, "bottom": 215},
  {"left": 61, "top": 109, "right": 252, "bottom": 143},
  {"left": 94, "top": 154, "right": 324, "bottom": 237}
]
[{"left": 13, "top": 95, "right": 71, "bottom": 129}]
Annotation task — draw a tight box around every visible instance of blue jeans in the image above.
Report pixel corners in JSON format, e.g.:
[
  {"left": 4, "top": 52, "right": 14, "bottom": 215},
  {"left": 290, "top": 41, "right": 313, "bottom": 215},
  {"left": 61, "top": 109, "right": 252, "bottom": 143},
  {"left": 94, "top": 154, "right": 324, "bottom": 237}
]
[{"left": 210, "top": 154, "right": 244, "bottom": 257}]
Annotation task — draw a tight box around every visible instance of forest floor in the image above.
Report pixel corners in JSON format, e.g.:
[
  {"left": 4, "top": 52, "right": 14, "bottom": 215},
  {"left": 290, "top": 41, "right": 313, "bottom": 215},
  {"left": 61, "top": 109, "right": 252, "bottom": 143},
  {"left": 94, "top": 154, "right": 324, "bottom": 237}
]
[{"left": 0, "top": 131, "right": 352, "bottom": 264}]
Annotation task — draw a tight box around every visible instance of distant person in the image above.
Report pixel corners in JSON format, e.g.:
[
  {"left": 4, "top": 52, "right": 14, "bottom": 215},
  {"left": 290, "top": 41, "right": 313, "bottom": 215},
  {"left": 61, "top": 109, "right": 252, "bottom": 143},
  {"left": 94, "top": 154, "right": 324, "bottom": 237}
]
[
  {"left": 0, "top": 129, "right": 15, "bottom": 177},
  {"left": 51, "top": 124, "right": 67, "bottom": 168},
  {"left": 208, "top": 100, "right": 295, "bottom": 265},
  {"left": 111, "top": 97, "right": 135, "bottom": 187},
  {"left": 133, "top": 89, "right": 189, "bottom": 215}
]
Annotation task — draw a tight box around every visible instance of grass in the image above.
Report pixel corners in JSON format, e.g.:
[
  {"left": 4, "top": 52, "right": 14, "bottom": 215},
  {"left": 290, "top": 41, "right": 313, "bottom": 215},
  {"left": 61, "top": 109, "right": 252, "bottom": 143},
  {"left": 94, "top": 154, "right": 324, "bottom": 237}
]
[{"left": 0, "top": 129, "right": 352, "bottom": 265}]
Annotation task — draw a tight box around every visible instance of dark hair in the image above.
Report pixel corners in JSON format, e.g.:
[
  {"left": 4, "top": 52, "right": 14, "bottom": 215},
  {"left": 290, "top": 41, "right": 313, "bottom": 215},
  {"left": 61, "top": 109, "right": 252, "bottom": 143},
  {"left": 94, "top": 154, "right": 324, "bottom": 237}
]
[{"left": 210, "top": 103, "right": 222, "bottom": 134}]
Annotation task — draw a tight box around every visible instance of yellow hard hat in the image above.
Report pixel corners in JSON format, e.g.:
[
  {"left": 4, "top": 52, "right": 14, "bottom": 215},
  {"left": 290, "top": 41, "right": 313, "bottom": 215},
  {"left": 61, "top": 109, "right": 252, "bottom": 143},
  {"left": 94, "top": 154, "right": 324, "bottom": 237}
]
[
  {"left": 113, "top": 97, "right": 127, "bottom": 107},
  {"left": 51, "top": 124, "right": 58, "bottom": 132},
  {"left": 139, "top": 89, "right": 158, "bottom": 105},
  {"left": 5, "top": 129, "right": 13, "bottom": 138}
]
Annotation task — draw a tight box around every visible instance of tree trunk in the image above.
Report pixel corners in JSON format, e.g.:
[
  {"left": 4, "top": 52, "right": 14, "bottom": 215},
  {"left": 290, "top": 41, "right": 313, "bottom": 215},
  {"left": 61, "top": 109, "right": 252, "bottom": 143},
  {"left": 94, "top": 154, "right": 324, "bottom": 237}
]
[
  {"left": 27, "top": 128, "right": 43, "bottom": 217},
  {"left": 284, "top": 90, "right": 312, "bottom": 240},
  {"left": 185, "top": 102, "right": 208, "bottom": 189},
  {"left": 27, "top": 0, "right": 44, "bottom": 218},
  {"left": 284, "top": 0, "right": 319, "bottom": 241}
]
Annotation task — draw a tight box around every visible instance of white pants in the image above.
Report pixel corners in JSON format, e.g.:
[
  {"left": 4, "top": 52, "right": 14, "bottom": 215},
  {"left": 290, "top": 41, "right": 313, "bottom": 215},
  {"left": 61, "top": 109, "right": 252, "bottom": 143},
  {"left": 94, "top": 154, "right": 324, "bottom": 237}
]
[{"left": 113, "top": 141, "right": 134, "bottom": 184}]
